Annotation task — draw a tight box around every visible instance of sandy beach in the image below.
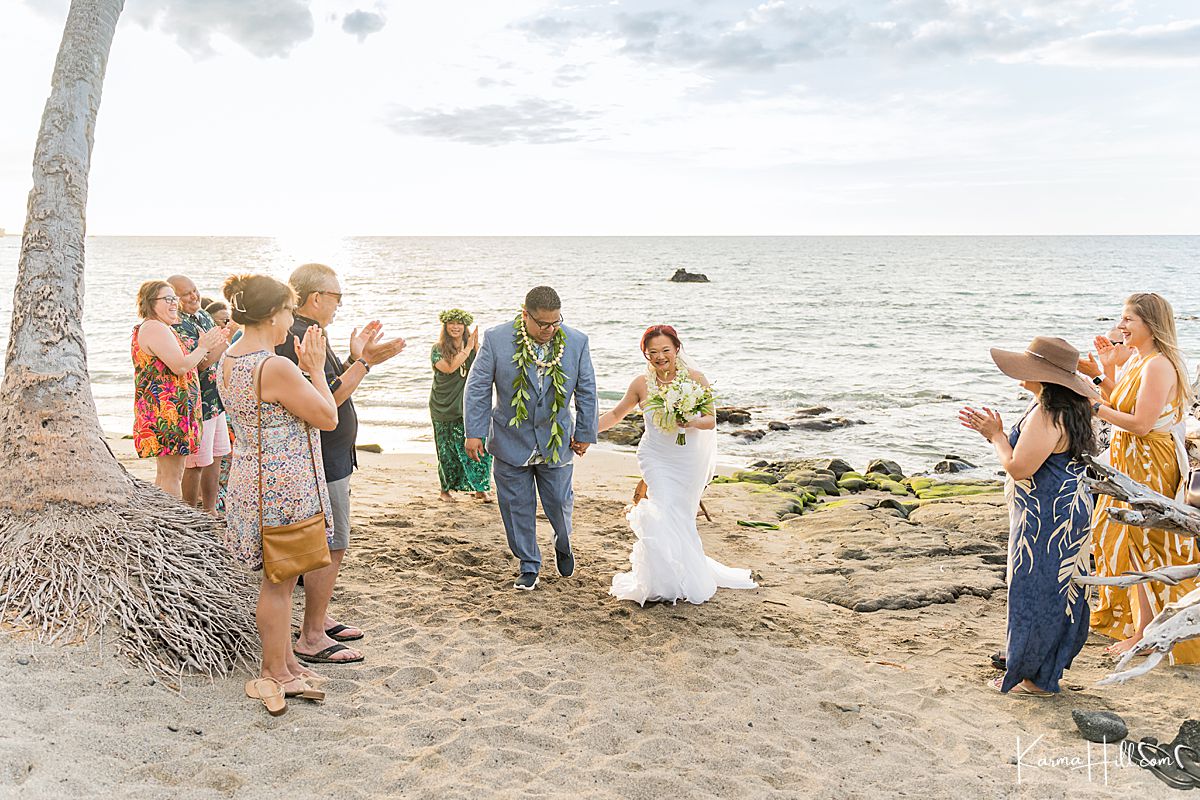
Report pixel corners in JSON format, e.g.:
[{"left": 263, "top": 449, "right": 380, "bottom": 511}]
[{"left": 1, "top": 437, "right": 1195, "bottom": 799}]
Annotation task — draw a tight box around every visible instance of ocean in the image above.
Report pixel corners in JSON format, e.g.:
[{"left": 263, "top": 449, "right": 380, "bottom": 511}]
[{"left": 2, "top": 235, "right": 1198, "bottom": 473}]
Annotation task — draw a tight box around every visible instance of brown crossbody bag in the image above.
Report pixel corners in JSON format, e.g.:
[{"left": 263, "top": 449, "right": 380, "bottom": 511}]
[{"left": 254, "top": 357, "right": 331, "bottom": 583}]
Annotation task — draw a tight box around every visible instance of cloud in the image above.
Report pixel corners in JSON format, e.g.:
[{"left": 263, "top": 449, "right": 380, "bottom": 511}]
[
  {"left": 125, "top": 0, "right": 315, "bottom": 58},
  {"left": 342, "top": 9, "right": 386, "bottom": 42},
  {"left": 516, "top": 0, "right": 1193, "bottom": 70},
  {"left": 383, "top": 99, "right": 595, "bottom": 146},
  {"left": 1045, "top": 19, "right": 1200, "bottom": 65}
]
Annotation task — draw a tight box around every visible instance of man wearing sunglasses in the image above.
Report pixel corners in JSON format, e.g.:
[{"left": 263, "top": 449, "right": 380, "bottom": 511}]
[
  {"left": 277, "top": 262, "right": 406, "bottom": 665},
  {"left": 464, "top": 285, "right": 598, "bottom": 591}
]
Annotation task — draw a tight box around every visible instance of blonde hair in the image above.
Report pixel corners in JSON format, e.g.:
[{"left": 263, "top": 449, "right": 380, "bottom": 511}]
[
  {"left": 289, "top": 263, "right": 337, "bottom": 307},
  {"left": 136, "top": 280, "right": 171, "bottom": 319},
  {"left": 1126, "top": 292, "right": 1193, "bottom": 407}
]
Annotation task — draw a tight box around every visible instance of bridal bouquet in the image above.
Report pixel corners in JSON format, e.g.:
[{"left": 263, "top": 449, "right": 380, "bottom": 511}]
[{"left": 644, "top": 373, "right": 715, "bottom": 446}]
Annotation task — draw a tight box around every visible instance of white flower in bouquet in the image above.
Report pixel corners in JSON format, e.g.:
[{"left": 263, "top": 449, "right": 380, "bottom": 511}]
[{"left": 644, "top": 371, "right": 716, "bottom": 445}]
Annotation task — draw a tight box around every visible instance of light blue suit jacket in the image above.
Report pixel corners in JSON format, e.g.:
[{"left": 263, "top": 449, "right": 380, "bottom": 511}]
[{"left": 464, "top": 322, "right": 598, "bottom": 468}]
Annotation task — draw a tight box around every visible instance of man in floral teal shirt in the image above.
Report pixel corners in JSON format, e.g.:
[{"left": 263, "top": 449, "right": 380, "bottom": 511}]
[{"left": 169, "top": 274, "right": 229, "bottom": 513}]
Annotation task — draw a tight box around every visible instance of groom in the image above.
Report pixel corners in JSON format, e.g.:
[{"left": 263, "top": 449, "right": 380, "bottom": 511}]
[{"left": 465, "top": 286, "right": 598, "bottom": 590}]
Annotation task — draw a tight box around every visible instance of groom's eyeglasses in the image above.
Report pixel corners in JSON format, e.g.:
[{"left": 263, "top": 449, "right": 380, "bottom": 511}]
[{"left": 527, "top": 313, "right": 564, "bottom": 331}]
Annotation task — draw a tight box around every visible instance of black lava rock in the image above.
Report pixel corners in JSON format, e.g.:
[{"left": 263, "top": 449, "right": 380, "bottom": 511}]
[
  {"left": 669, "top": 269, "right": 710, "bottom": 283},
  {"left": 1072, "top": 709, "right": 1128, "bottom": 743}
]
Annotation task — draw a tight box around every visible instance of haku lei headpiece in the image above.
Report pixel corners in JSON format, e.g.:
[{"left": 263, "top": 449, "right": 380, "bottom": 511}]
[{"left": 439, "top": 308, "right": 474, "bottom": 326}]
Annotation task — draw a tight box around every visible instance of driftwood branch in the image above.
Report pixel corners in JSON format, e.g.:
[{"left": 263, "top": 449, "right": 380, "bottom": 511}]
[
  {"left": 1076, "top": 454, "right": 1200, "bottom": 684},
  {"left": 1081, "top": 454, "right": 1200, "bottom": 540},
  {"left": 1076, "top": 564, "right": 1200, "bottom": 588}
]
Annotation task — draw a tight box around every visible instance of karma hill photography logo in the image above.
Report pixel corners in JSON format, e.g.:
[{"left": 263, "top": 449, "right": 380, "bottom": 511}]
[{"left": 1015, "top": 734, "right": 1200, "bottom": 788}]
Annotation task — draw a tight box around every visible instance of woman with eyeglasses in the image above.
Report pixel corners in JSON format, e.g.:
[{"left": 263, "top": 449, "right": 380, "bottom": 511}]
[{"left": 132, "top": 280, "right": 227, "bottom": 497}]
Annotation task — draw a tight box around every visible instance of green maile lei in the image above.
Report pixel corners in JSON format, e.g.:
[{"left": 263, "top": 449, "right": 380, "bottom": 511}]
[{"left": 510, "top": 313, "right": 568, "bottom": 463}]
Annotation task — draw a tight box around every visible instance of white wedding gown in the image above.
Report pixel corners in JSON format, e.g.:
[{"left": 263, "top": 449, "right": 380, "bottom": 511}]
[{"left": 610, "top": 412, "right": 758, "bottom": 605}]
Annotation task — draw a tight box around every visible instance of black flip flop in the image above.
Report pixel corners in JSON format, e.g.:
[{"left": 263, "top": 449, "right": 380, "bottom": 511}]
[
  {"left": 294, "top": 643, "right": 364, "bottom": 665},
  {"left": 990, "top": 651, "right": 1007, "bottom": 671},
  {"left": 326, "top": 624, "right": 364, "bottom": 642}
]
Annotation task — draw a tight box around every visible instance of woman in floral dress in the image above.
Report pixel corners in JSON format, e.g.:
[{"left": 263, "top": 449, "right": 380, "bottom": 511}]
[
  {"left": 430, "top": 309, "right": 492, "bottom": 502},
  {"left": 217, "top": 273, "right": 340, "bottom": 714},
  {"left": 132, "top": 279, "right": 225, "bottom": 498}
]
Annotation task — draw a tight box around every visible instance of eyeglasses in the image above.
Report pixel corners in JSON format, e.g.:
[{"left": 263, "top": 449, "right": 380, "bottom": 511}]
[
  {"left": 318, "top": 291, "right": 343, "bottom": 304},
  {"left": 526, "top": 312, "right": 564, "bottom": 331},
  {"left": 156, "top": 295, "right": 180, "bottom": 305}
]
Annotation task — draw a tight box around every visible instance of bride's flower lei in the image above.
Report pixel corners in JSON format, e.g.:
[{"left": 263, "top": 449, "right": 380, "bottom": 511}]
[{"left": 510, "top": 312, "right": 569, "bottom": 463}]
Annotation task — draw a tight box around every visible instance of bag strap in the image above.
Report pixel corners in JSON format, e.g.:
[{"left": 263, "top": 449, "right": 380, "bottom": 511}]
[{"left": 254, "top": 354, "right": 326, "bottom": 536}]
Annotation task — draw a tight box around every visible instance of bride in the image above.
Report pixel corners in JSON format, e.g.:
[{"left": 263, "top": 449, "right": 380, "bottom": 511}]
[{"left": 598, "top": 325, "right": 757, "bottom": 605}]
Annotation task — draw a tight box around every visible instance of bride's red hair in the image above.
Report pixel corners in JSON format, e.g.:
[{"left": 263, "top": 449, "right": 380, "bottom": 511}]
[{"left": 641, "top": 325, "right": 682, "bottom": 358}]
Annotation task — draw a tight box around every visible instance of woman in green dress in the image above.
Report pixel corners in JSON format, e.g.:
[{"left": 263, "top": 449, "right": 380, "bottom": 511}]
[{"left": 431, "top": 309, "right": 493, "bottom": 502}]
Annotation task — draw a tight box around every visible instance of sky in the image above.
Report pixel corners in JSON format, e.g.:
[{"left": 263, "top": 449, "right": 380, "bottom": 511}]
[{"left": 0, "top": 0, "right": 1198, "bottom": 236}]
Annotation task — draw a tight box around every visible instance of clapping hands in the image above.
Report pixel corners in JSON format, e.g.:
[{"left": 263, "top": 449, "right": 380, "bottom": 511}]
[
  {"left": 295, "top": 325, "right": 327, "bottom": 377},
  {"left": 958, "top": 406, "right": 1004, "bottom": 441},
  {"left": 350, "top": 319, "right": 406, "bottom": 367}
]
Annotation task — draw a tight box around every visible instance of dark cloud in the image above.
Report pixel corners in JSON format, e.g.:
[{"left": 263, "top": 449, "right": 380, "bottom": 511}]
[
  {"left": 343, "top": 9, "right": 386, "bottom": 42},
  {"left": 126, "top": 0, "right": 315, "bottom": 58},
  {"left": 384, "top": 99, "right": 594, "bottom": 146}
]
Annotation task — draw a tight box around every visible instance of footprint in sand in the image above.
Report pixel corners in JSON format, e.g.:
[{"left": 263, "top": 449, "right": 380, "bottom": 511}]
[{"left": 383, "top": 665, "right": 440, "bottom": 689}]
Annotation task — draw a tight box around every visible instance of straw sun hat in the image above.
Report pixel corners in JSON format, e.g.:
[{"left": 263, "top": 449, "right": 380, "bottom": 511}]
[{"left": 989, "top": 336, "right": 1101, "bottom": 402}]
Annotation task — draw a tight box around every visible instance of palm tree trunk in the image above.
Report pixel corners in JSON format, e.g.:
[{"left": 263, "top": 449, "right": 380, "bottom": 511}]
[
  {"left": 0, "top": 0, "right": 127, "bottom": 511},
  {"left": 0, "top": 0, "right": 256, "bottom": 678}
]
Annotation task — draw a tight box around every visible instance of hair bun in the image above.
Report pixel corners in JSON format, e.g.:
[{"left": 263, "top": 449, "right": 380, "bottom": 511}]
[{"left": 222, "top": 274, "right": 250, "bottom": 302}]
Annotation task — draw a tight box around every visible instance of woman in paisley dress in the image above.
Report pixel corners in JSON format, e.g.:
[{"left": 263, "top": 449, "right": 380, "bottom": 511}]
[
  {"left": 960, "top": 336, "right": 1099, "bottom": 696},
  {"left": 430, "top": 309, "right": 492, "bottom": 502},
  {"left": 216, "top": 274, "right": 340, "bottom": 713},
  {"left": 1082, "top": 293, "right": 1200, "bottom": 663},
  {"left": 132, "top": 279, "right": 225, "bottom": 498}
]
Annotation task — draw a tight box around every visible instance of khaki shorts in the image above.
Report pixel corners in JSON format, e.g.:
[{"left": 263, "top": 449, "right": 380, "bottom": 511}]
[{"left": 185, "top": 413, "right": 231, "bottom": 469}]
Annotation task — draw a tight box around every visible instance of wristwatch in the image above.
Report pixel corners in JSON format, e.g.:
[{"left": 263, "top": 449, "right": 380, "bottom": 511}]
[
  {"left": 348, "top": 357, "right": 370, "bottom": 373},
  {"left": 1092, "top": 375, "right": 1103, "bottom": 386},
  {"left": 1092, "top": 401, "right": 1102, "bottom": 414}
]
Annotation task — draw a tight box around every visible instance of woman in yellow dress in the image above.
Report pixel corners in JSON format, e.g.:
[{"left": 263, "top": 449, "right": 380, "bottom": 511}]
[{"left": 1083, "top": 292, "right": 1199, "bottom": 663}]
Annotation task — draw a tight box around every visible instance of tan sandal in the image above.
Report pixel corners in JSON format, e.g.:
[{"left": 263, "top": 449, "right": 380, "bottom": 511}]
[
  {"left": 244, "top": 678, "right": 287, "bottom": 716},
  {"left": 282, "top": 677, "right": 326, "bottom": 703}
]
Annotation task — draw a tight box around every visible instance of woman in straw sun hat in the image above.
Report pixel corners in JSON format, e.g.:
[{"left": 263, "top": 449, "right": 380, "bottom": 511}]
[{"left": 959, "top": 336, "right": 1099, "bottom": 696}]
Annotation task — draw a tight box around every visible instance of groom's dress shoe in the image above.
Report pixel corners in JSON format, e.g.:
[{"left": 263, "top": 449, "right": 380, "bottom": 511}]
[
  {"left": 555, "top": 549, "right": 575, "bottom": 578},
  {"left": 514, "top": 573, "right": 538, "bottom": 591}
]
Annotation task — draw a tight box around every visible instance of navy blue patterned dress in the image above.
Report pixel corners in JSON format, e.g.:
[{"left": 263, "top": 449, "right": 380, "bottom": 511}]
[{"left": 1001, "top": 411, "right": 1093, "bottom": 693}]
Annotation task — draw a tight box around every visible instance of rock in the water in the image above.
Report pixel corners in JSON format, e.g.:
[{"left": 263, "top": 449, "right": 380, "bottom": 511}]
[
  {"left": 730, "top": 428, "right": 766, "bottom": 441},
  {"left": 356, "top": 443, "right": 384, "bottom": 454},
  {"left": 824, "top": 458, "right": 854, "bottom": 478},
  {"left": 934, "top": 457, "right": 977, "bottom": 474},
  {"left": 794, "top": 406, "right": 832, "bottom": 417},
  {"left": 1072, "top": 710, "right": 1128, "bottom": 743},
  {"left": 717, "top": 406, "right": 752, "bottom": 425},
  {"left": 867, "top": 459, "right": 904, "bottom": 478},
  {"left": 599, "top": 417, "right": 645, "bottom": 447},
  {"left": 768, "top": 421, "right": 790, "bottom": 431},
  {"left": 793, "top": 417, "right": 863, "bottom": 431},
  {"left": 669, "top": 268, "right": 710, "bottom": 283}
]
